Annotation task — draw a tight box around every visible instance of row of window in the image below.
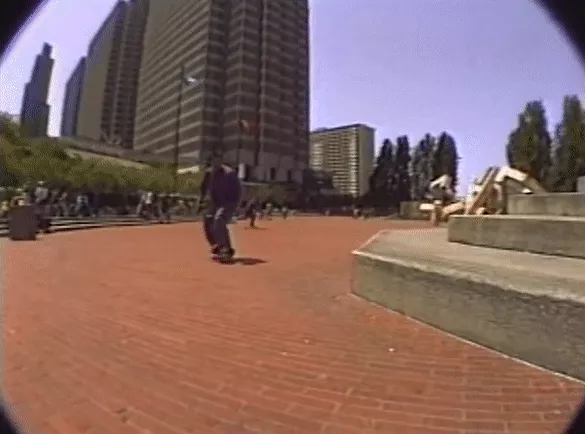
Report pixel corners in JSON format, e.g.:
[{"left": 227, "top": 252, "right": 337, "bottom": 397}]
[
  {"left": 136, "top": 66, "right": 223, "bottom": 122},
  {"left": 141, "top": 5, "right": 307, "bottom": 78},
  {"left": 138, "top": 28, "right": 306, "bottom": 101},
  {"left": 140, "top": 39, "right": 223, "bottom": 94},
  {"left": 136, "top": 115, "right": 308, "bottom": 154},
  {"left": 136, "top": 76, "right": 306, "bottom": 133},
  {"left": 136, "top": 101, "right": 305, "bottom": 148},
  {"left": 143, "top": 17, "right": 225, "bottom": 72},
  {"left": 137, "top": 88, "right": 224, "bottom": 133},
  {"left": 145, "top": 1, "right": 211, "bottom": 58},
  {"left": 141, "top": 45, "right": 305, "bottom": 98}
]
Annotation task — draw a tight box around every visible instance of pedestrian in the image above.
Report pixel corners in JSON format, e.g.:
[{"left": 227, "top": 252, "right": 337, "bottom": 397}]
[
  {"left": 144, "top": 190, "right": 154, "bottom": 219},
  {"left": 197, "top": 151, "right": 242, "bottom": 260},
  {"left": 159, "top": 193, "right": 171, "bottom": 223},
  {"left": 57, "top": 190, "right": 69, "bottom": 217},
  {"left": 34, "top": 181, "right": 52, "bottom": 233},
  {"left": 246, "top": 197, "right": 258, "bottom": 228},
  {"left": 136, "top": 190, "right": 145, "bottom": 217},
  {"left": 0, "top": 200, "right": 9, "bottom": 218}
]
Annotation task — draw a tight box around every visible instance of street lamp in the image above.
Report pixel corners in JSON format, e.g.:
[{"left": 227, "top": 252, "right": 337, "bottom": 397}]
[{"left": 173, "top": 64, "right": 202, "bottom": 192}]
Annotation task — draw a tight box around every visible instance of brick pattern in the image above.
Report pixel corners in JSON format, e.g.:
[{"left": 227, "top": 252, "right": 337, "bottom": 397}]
[{"left": 3, "top": 218, "right": 583, "bottom": 434}]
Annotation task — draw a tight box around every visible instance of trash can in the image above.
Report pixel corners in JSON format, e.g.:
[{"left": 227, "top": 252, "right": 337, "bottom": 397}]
[{"left": 8, "top": 205, "right": 37, "bottom": 241}]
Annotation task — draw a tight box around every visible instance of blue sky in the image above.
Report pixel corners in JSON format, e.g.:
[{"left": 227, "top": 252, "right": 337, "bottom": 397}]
[{"left": 0, "top": 0, "right": 583, "bottom": 190}]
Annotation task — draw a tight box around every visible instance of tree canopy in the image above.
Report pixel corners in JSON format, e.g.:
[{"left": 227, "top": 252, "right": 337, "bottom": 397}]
[
  {"left": 0, "top": 116, "right": 202, "bottom": 194},
  {"left": 393, "top": 135, "right": 411, "bottom": 204},
  {"left": 506, "top": 96, "right": 585, "bottom": 192},
  {"left": 366, "top": 132, "right": 460, "bottom": 206},
  {"left": 506, "top": 100, "right": 552, "bottom": 183},
  {"left": 368, "top": 138, "right": 395, "bottom": 204},
  {"left": 410, "top": 134, "right": 435, "bottom": 201},
  {"left": 433, "top": 132, "right": 460, "bottom": 190},
  {"left": 547, "top": 95, "right": 585, "bottom": 191}
]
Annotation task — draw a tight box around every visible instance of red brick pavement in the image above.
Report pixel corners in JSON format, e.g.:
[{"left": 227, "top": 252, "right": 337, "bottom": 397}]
[{"left": 2, "top": 217, "right": 583, "bottom": 434}]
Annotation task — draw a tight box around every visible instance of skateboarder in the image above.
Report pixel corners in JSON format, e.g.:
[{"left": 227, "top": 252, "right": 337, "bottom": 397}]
[{"left": 197, "top": 152, "right": 242, "bottom": 260}]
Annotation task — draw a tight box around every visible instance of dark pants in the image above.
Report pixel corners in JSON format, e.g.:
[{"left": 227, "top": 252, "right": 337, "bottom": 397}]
[
  {"left": 203, "top": 203, "right": 236, "bottom": 251},
  {"left": 247, "top": 210, "right": 256, "bottom": 228},
  {"left": 160, "top": 205, "right": 171, "bottom": 223},
  {"left": 35, "top": 203, "right": 51, "bottom": 232}
]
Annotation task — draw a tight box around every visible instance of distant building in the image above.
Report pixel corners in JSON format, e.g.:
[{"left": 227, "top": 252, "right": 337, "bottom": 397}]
[
  {"left": 309, "top": 124, "right": 375, "bottom": 197},
  {"left": 20, "top": 42, "right": 54, "bottom": 137},
  {"left": 60, "top": 57, "right": 86, "bottom": 137},
  {"left": 134, "top": 0, "right": 310, "bottom": 183},
  {"left": 76, "top": 0, "right": 149, "bottom": 149}
]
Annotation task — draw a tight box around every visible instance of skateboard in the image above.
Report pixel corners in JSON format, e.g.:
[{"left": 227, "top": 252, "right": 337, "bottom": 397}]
[
  {"left": 211, "top": 253, "right": 236, "bottom": 264},
  {"left": 211, "top": 247, "right": 235, "bottom": 264}
]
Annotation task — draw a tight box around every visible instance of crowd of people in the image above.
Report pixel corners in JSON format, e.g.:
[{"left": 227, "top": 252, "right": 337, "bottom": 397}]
[
  {"left": 0, "top": 176, "right": 293, "bottom": 237},
  {"left": 0, "top": 182, "right": 206, "bottom": 234}
]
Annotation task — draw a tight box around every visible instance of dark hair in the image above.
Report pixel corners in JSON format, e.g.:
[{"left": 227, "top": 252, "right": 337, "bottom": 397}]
[{"left": 205, "top": 150, "right": 224, "bottom": 166}]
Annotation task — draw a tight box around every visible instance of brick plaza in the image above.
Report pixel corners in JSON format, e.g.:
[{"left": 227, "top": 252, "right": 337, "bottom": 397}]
[{"left": 3, "top": 217, "right": 583, "bottom": 433}]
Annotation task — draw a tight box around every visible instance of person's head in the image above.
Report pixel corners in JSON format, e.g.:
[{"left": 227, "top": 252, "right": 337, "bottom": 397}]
[{"left": 206, "top": 150, "right": 224, "bottom": 170}]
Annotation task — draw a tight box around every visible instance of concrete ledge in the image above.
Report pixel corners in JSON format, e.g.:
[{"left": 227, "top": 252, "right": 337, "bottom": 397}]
[
  {"left": 507, "top": 193, "right": 585, "bottom": 216},
  {"left": 448, "top": 214, "right": 585, "bottom": 259},
  {"left": 352, "top": 229, "right": 585, "bottom": 380}
]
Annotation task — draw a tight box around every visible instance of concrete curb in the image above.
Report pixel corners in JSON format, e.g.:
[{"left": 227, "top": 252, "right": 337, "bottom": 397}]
[
  {"left": 352, "top": 229, "right": 585, "bottom": 381},
  {"left": 448, "top": 214, "right": 585, "bottom": 259}
]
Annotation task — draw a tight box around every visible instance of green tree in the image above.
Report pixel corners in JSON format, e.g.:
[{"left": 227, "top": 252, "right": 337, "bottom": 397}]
[
  {"left": 0, "top": 115, "right": 28, "bottom": 147},
  {"left": 65, "top": 159, "right": 95, "bottom": 189},
  {"left": 506, "top": 101, "right": 552, "bottom": 183},
  {"left": 0, "top": 116, "right": 205, "bottom": 195},
  {"left": 548, "top": 95, "right": 585, "bottom": 191},
  {"left": 87, "top": 160, "right": 123, "bottom": 192},
  {"left": 411, "top": 134, "right": 435, "bottom": 200},
  {"left": 394, "top": 135, "right": 411, "bottom": 203},
  {"left": 177, "top": 172, "right": 203, "bottom": 194},
  {"left": 368, "top": 138, "right": 396, "bottom": 205},
  {"left": 0, "top": 140, "right": 25, "bottom": 187},
  {"left": 433, "top": 132, "right": 460, "bottom": 192}
]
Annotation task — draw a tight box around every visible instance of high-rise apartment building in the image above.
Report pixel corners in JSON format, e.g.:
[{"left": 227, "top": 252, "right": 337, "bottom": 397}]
[
  {"left": 60, "top": 57, "right": 86, "bottom": 137},
  {"left": 20, "top": 43, "right": 54, "bottom": 137},
  {"left": 309, "top": 124, "right": 375, "bottom": 197},
  {"left": 76, "top": 0, "right": 148, "bottom": 148},
  {"left": 134, "top": 0, "right": 310, "bottom": 182}
]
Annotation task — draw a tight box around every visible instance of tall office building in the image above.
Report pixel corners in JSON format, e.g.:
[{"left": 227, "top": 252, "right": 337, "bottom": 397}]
[
  {"left": 60, "top": 57, "right": 86, "bottom": 137},
  {"left": 76, "top": 0, "right": 148, "bottom": 148},
  {"left": 20, "top": 43, "right": 54, "bottom": 137},
  {"left": 309, "top": 124, "right": 375, "bottom": 197},
  {"left": 134, "top": 0, "right": 310, "bottom": 182}
]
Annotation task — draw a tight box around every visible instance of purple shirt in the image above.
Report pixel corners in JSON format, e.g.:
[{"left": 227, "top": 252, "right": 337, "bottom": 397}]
[{"left": 201, "top": 165, "right": 242, "bottom": 206}]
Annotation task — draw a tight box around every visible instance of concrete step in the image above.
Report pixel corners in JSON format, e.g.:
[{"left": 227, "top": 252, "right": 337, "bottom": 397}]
[
  {"left": 507, "top": 193, "right": 585, "bottom": 217},
  {"left": 448, "top": 214, "right": 585, "bottom": 259},
  {"left": 351, "top": 228, "right": 585, "bottom": 380}
]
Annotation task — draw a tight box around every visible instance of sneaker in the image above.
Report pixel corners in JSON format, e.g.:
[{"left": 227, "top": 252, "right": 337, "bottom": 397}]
[
  {"left": 210, "top": 245, "right": 221, "bottom": 255},
  {"left": 219, "top": 247, "right": 235, "bottom": 258}
]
